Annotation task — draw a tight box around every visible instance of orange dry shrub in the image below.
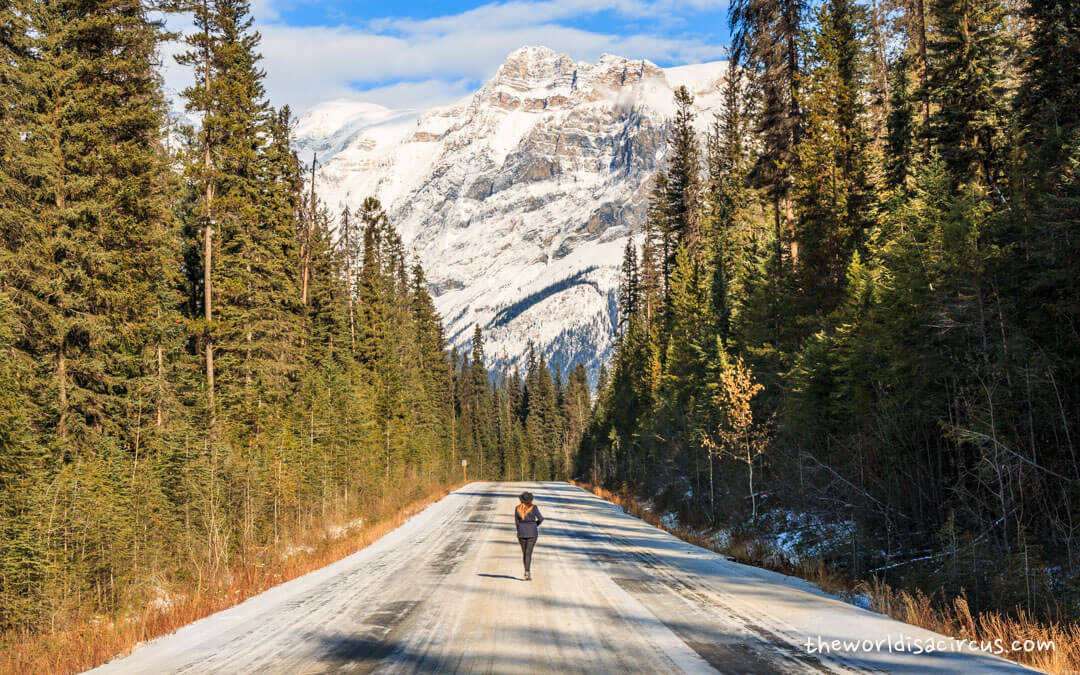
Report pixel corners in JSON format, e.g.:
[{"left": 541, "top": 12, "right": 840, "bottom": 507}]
[
  {"left": 1, "top": 481, "right": 471, "bottom": 675},
  {"left": 571, "top": 480, "right": 1080, "bottom": 674}
]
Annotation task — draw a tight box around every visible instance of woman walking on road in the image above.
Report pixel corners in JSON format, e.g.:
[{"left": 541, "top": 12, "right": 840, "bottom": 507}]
[{"left": 515, "top": 491, "right": 543, "bottom": 580}]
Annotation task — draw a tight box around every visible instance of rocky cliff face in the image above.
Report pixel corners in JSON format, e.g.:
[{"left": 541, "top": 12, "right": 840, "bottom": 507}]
[{"left": 294, "top": 46, "right": 728, "bottom": 385}]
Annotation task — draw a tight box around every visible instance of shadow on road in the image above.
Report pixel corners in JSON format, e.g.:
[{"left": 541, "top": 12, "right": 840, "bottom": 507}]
[{"left": 476, "top": 573, "right": 520, "bottom": 581}]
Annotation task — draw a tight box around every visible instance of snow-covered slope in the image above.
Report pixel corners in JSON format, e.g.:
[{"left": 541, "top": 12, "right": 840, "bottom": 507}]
[{"left": 294, "top": 46, "right": 729, "bottom": 384}]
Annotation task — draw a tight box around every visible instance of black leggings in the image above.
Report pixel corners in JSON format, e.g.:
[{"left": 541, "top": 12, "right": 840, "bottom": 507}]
[{"left": 518, "top": 537, "right": 536, "bottom": 572}]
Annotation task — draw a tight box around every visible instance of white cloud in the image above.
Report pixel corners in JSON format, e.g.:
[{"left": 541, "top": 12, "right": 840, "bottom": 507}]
[{"left": 160, "top": 0, "right": 729, "bottom": 113}]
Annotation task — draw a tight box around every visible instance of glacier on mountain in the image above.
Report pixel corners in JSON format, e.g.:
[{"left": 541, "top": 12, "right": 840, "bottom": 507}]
[{"left": 294, "top": 46, "right": 729, "bottom": 386}]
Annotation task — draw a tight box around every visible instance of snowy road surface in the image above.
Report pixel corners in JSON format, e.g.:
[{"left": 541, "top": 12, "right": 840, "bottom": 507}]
[{"left": 93, "top": 482, "right": 1030, "bottom": 673}]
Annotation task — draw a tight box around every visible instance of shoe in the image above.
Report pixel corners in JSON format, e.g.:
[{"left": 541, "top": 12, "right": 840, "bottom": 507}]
[{"left": 525, "top": 571, "right": 531, "bottom": 581}]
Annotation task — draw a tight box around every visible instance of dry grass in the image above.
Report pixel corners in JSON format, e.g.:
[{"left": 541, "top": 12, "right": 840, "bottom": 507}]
[
  {"left": 855, "top": 577, "right": 1080, "bottom": 674},
  {"left": 571, "top": 480, "right": 1079, "bottom": 674},
  {"left": 1, "top": 480, "right": 471, "bottom": 675}
]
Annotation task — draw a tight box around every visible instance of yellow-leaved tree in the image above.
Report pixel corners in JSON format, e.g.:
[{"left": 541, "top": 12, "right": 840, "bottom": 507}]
[{"left": 703, "top": 349, "right": 771, "bottom": 519}]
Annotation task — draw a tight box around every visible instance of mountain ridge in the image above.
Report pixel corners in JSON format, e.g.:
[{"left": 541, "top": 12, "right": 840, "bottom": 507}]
[{"left": 294, "top": 46, "right": 729, "bottom": 384}]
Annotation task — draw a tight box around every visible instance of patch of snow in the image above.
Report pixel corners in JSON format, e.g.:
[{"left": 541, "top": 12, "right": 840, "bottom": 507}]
[
  {"left": 280, "top": 545, "right": 315, "bottom": 561},
  {"left": 147, "top": 588, "right": 183, "bottom": 614},
  {"left": 755, "top": 509, "right": 855, "bottom": 565},
  {"left": 709, "top": 528, "right": 732, "bottom": 550},
  {"left": 327, "top": 517, "right": 364, "bottom": 540}
]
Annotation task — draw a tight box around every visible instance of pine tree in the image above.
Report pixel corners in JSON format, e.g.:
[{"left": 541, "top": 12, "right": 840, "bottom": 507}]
[
  {"left": 243, "top": 104, "right": 303, "bottom": 408},
  {"left": 468, "top": 325, "right": 493, "bottom": 478},
  {"left": 1015, "top": 1, "right": 1080, "bottom": 350},
  {"left": 356, "top": 197, "right": 389, "bottom": 366},
  {"left": 0, "top": 292, "right": 47, "bottom": 630},
  {"left": 926, "top": 0, "right": 1009, "bottom": 192},
  {"left": 729, "top": 0, "right": 806, "bottom": 267},
  {"left": 306, "top": 197, "right": 347, "bottom": 367},
  {"left": 793, "top": 0, "right": 879, "bottom": 320},
  {"left": 885, "top": 55, "right": 917, "bottom": 191},
  {"left": 664, "top": 86, "right": 702, "bottom": 258},
  {"left": 703, "top": 68, "right": 750, "bottom": 349},
  {"left": 618, "top": 238, "right": 640, "bottom": 332},
  {"left": 176, "top": 0, "right": 221, "bottom": 421},
  {"left": 24, "top": 0, "right": 181, "bottom": 454},
  {"left": 0, "top": 0, "right": 34, "bottom": 255}
]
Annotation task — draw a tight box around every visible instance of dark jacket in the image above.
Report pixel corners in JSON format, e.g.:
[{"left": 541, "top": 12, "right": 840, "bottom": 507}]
[{"left": 515, "top": 505, "right": 544, "bottom": 539}]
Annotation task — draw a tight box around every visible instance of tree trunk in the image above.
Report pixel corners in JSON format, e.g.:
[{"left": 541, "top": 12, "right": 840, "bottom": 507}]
[
  {"left": 709, "top": 450, "right": 715, "bottom": 521},
  {"left": 57, "top": 345, "right": 67, "bottom": 439},
  {"left": 785, "top": 193, "right": 798, "bottom": 267},
  {"left": 202, "top": 17, "right": 215, "bottom": 425},
  {"left": 156, "top": 307, "right": 164, "bottom": 429},
  {"left": 746, "top": 438, "right": 756, "bottom": 519},
  {"left": 343, "top": 209, "right": 356, "bottom": 352},
  {"left": 301, "top": 154, "right": 315, "bottom": 310},
  {"left": 916, "top": 0, "right": 929, "bottom": 132}
]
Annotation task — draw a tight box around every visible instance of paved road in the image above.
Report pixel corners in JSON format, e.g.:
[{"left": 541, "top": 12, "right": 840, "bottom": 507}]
[{"left": 93, "top": 482, "right": 1029, "bottom": 673}]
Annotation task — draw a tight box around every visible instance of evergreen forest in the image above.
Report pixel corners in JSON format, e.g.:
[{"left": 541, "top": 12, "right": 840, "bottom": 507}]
[
  {"left": 578, "top": 0, "right": 1080, "bottom": 623},
  {"left": 0, "top": 0, "right": 588, "bottom": 641}
]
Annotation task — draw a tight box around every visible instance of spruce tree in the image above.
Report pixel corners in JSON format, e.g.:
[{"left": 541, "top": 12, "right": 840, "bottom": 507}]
[
  {"left": 664, "top": 86, "right": 702, "bottom": 259},
  {"left": 885, "top": 55, "right": 917, "bottom": 191},
  {"left": 176, "top": 0, "right": 221, "bottom": 421},
  {"left": 0, "top": 292, "right": 46, "bottom": 631},
  {"left": 0, "top": 0, "right": 33, "bottom": 254},
  {"left": 661, "top": 244, "right": 712, "bottom": 472},
  {"left": 244, "top": 104, "right": 303, "bottom": 408},
  {"left": 1017, "top": 1, "right": 1080, "bottom": 187},
  {"left": 25, "top": 0, "right": 181, "bottom": 453},
  {"left": 729, "top": 0, "right": 806, "bottom": 266},
  {"left": 468, "top": 325, "right": 493, "bottom": 477},
  {"left": 926, "top": 0, "right": 1009, "bottom": 192},
  {"left": 356, "top": 197, "right": 389, "bottom": 367},
  {"left": 306, "top": 197, "right": 347, "bottom": 367},
  {"left": 703, "top": 68, "right": 750, "bottom": 349},
  {"left": 2, "top": 0, "right": 185, "bottom": 621},
  {"left": 0, "top": 1, "right": 42, "bottom": 603},
  {"left": 410, "top": 264, "right": 446, "bottom": 373},
  {"left": 1015, "top": 1, "right": 1080, "bottom": 349},
  {"left": 618, "top": 238, "right": 640, "bottom": 332},
  {"left": 794, "top": 0, "right": 878, "bottom": 320}
]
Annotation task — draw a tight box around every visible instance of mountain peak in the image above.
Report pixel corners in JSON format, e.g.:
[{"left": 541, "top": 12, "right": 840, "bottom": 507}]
[
  {"left": 490, "top": 45, "right": 577, "bottom": 94},
  {"left": 306, "top": 49, "right": 731, "bottom": 384},
  {"left": 503, "top": 44, "right": 562, "bottom": 61}
]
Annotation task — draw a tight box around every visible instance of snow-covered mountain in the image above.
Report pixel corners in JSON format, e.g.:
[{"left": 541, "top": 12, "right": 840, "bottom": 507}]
[{"left": 294, "top": 46, "right": 729, "bottom": 385}]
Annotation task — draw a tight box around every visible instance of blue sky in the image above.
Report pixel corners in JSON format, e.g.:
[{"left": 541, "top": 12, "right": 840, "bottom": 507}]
[{"left": 163, "top": 0, "right": 732, "bottom": 113}]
